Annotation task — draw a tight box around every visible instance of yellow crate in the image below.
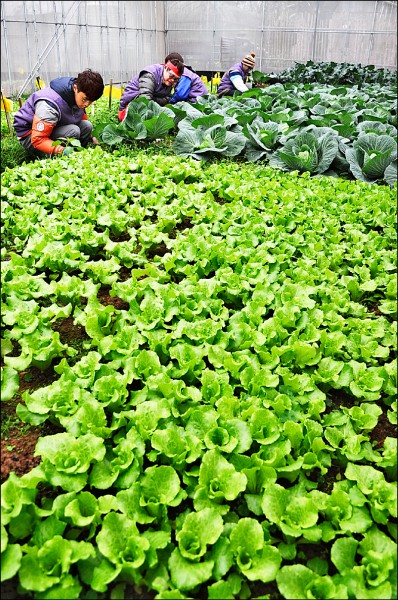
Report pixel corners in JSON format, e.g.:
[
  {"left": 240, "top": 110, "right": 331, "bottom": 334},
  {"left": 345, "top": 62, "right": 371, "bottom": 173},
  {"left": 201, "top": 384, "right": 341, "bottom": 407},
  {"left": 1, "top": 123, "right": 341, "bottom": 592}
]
[
  {"left": 103, "top": 85, "right": 123, "bottom": 100},
  {"left": 211, "top": 72, "right": 221, "bottom": 85},
  {"left": 1, "top": 97, "right": 13, "bottom": 112}
]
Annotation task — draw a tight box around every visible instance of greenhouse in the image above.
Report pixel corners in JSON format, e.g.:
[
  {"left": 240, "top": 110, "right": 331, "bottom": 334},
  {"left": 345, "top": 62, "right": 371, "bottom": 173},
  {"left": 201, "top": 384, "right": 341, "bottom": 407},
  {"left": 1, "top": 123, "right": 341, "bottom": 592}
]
[{"left": 1, "top": 2, "right": 397, "bottom": 600}]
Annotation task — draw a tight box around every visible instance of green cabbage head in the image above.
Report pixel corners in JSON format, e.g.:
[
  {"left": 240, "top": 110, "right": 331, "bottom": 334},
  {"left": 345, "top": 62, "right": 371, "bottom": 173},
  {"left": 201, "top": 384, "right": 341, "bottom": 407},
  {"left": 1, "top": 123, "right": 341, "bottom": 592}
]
[
  {"left": 269, "top": 130, "right": 339, "bottom": 174},
  {"left": 345, "top": 133, "right": 397, "bottom": 183}
]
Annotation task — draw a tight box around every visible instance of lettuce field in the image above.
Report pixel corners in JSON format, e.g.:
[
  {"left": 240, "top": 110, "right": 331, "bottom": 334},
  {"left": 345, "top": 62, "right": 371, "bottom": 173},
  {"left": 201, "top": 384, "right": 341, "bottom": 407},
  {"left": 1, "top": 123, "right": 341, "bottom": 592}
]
[{"left": 1, "top": 110, "right": 397, "bottom": 598}]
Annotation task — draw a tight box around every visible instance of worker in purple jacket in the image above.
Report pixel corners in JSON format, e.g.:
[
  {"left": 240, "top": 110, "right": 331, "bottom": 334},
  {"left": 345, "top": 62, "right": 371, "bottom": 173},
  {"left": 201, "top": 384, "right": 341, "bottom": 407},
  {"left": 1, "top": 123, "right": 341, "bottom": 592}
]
[
  {"left": 164, "top": 52, "right": 208, "bottom": 104},
  {"left": 118, "top": 58, "right": 184, "bottom": 120},
  {"left": 217, "top": 52, "right": 256, "bottom": 98},
  {"left": 13, "top": 69, "right": 104, "bottom": 156}
]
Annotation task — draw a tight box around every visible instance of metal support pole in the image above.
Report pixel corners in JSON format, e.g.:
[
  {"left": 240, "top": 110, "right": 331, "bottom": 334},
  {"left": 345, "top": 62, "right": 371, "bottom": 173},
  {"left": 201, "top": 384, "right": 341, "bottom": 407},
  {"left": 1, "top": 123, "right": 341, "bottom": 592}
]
[
  {"left": 53, "top": 1, "right": 62, "bottom": 76},
  {"left": 259, "top": 2, "right": 266, "bottom": 73},
  {"left": 367, "top": 1, "right": 378, "bottom": 65},
  {"left": 23, "top": 2, "right": 34, "bottom": 93},
  {"left": 213, "top": 0, "right": 217, "bottom": 76},
  {"left": 18, "top": 1, "right": 83, "bottom": 98},
  {"left": 109, "top": 80, "right": 113, "bottom": 111},
  {"left": 118, "top": 2, "right": 123, "bottom": 91},
  {"left": 312, "top": 0, "right": 320, "bottom": 62},
  {"left": 1, "top": 3, "right": 13, "bottom": 97}
]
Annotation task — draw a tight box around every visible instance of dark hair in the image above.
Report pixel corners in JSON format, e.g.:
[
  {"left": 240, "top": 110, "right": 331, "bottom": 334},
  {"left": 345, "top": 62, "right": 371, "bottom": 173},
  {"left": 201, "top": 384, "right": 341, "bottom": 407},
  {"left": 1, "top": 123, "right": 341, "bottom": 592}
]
[
  {"left": 166, "top": 57, "right": 184, "bottom": 76},
  {"left": 165, "top": 52, "right": 196, "bottom": 74},
  {"left": 165, "top": 52, "right": 184, "bottom": 63},
  {"left": 75, "top": 69, "right": 104, "bottom": 101}
]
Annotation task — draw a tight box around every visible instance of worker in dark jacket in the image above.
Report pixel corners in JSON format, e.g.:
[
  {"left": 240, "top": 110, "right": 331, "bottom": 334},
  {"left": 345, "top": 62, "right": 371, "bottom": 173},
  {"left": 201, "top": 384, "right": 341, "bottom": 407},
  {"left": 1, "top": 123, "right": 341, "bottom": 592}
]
[
  {"left": 13, "top": 69, "right": 104, "bottom": 156},
  {"left": 165, "top": 52, "right": 208, "bottom": 104},
  {"left": 217, "top": 52, "right": 256, "bottom": 98},
  {"left": 118, "top": 58, "right": 184, "bottom": 120}
]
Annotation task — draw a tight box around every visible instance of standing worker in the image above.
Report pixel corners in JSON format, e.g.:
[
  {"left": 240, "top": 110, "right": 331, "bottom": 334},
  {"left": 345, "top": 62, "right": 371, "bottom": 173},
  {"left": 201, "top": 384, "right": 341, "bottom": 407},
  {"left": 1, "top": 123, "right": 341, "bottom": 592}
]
[
  {"left": 13, "top": 69, "right": 104, "bottom": 156},
  {"left": 165, "top": 52, "right": 208, "bottom": 104},
  {"left": 118, "top": 58, "right": 184, "bottom": 120},
  {"left": 217, "top": 52, "right": 256, "bottom": 98}
]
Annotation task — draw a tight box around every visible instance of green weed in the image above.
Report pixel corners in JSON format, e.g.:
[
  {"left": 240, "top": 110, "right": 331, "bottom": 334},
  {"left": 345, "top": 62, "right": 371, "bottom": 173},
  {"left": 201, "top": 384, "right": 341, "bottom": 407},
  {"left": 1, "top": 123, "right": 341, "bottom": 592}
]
[
  {"left": 1, "top": 412, "right": 29, "bottom": 438},
  {"left": 0, "top": 135, "right": 34, "bottom": 172},
  {"left": 91, "top": 97, "right": 119, "bottom": 126}
]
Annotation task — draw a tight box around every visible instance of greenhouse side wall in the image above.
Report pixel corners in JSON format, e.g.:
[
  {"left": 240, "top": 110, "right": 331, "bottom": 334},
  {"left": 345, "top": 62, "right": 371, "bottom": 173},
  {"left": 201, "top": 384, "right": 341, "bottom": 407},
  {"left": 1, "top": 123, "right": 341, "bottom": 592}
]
[
  {"left": 165, "top": 0, "right": 397, "bottom": 75},
  {"left": 0, "top": 0, "right": 167, "bottom": 97},
  {"left": 1, "top": 0, "right": 397, "bottom": 98}
]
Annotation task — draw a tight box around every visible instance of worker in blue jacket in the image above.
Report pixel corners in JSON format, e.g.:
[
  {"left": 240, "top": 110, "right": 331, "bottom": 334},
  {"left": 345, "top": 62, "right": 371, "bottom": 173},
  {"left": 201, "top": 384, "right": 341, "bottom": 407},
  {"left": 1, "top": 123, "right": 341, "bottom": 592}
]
[{"left": 118, "top": 58, "right": 184, "bottom": 120}]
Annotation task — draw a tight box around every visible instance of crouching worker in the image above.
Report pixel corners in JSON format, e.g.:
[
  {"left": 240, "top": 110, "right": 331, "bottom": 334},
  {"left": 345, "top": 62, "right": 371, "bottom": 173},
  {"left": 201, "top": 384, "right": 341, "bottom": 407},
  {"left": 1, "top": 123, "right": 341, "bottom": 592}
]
[
  {"left": 165, "top": 52, "right": 208, "bottom": 104},
  {"left": 13, "top": 69, "right": 104, "bottom": 157},
  {"left": 118, "top": 58, "right": 184, "bottom": 121},
  {"left": 217, "top": 52, "right": 256, "bottom": 98}
]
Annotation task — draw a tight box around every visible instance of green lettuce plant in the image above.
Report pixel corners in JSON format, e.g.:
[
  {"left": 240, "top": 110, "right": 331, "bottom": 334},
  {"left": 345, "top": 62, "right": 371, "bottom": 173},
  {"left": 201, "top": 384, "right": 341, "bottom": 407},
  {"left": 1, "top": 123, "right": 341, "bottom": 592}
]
[
  {"left": 89, "top": 426, "right": 145, "bottom": 489},
  {"left": 229, "top": 517, "right": 281, "bottom": 582},
  {"left": 345, "top": 463, "right": 397, "bottom": 525},
  {"left": 34, "top": 433, "right": 106, "bottom": 492},
  {"left": 176, "top": 507, "right": 224, "bottom": 561},
  {"left": 17, "top": 377, "right": 97, "bottom": 426},
  {"left": 311, "top": 481, "right": 373, "bottom": 537},
  {"left": 1, "top": 365, "right": 19, "bottom": 401},
  {"left": 148, "top": 423, "right": 202, "bottom": 467},
  {"left": 116, "top": 465, "right": 186, "bottom": 525},
  {"left": 331, "top": 526, "right": 397, "bottom": 599},
  {"left": 77, "top": 512, "right": 153, "bottom": 591},
  {"left": 261, "top": 481, "right": 321, "bottom": 539},
  {"left": 18, "top": 535, "right": 95, "bottom": 596},
  {"left": 193, "top": 449, "right": 247, "bottom": 512},
  {"left": 276, "top": 564, "right": 348, "bottom": 599}
]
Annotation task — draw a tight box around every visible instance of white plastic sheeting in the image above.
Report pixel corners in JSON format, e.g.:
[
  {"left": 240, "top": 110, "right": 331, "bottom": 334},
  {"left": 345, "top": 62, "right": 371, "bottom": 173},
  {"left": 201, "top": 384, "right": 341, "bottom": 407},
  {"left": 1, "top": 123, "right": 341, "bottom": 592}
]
[
  {"left": 1, "top": 1, "right": 166, "bottom": 96},
  {"left": 1, "top": 1, "right": 397, "bottom": 97},
  {"left": 166, "top": 0, "right": 397, "bottom": 73}
]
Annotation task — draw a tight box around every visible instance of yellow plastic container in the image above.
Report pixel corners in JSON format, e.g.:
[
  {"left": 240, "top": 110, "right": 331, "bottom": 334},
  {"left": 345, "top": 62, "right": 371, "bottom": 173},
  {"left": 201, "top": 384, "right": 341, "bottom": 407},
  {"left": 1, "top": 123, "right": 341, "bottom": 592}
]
[
  {"left": 1, "top": 97, "right": 13, "bottom": 111},
  {"left": 211, "top": 72, "right": 221, "bottom": 86},
  {"left": 103, "top": 85, "right": 123, "bottom": 100}
]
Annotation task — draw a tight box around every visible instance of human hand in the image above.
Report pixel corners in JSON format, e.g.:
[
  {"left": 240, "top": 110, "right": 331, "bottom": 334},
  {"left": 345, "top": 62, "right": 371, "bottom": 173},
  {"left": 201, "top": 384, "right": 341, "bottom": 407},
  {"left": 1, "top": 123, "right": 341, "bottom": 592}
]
[
  {"left": 63, "top": 146, "right": 75, "bottom": 157},
  {"left": 92, "top": 137, "right": 99, "bottom": 145}
]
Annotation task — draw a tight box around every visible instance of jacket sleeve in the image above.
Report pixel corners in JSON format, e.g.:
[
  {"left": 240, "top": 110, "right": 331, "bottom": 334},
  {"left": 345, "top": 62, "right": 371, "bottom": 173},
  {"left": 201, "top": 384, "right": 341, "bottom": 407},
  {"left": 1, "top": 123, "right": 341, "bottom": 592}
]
[
  {"left": 230, "top": 74, "right": 249, "bottom": 92},
  {"left": 138, "top": 72, "right": 157, "bottom": 99},
  {"left": 119, "top": 78, "right": 136, "bottom": 109},
  {"left": 30, "top": 115, "right": 64, "bottom": 155}
]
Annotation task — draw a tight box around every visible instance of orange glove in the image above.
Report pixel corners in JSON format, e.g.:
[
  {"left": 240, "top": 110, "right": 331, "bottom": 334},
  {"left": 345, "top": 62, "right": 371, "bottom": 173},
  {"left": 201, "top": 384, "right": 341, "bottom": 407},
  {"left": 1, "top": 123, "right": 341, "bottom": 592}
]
[{"left": 31, "top": 115, "right": 63, "bottom": 155}]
